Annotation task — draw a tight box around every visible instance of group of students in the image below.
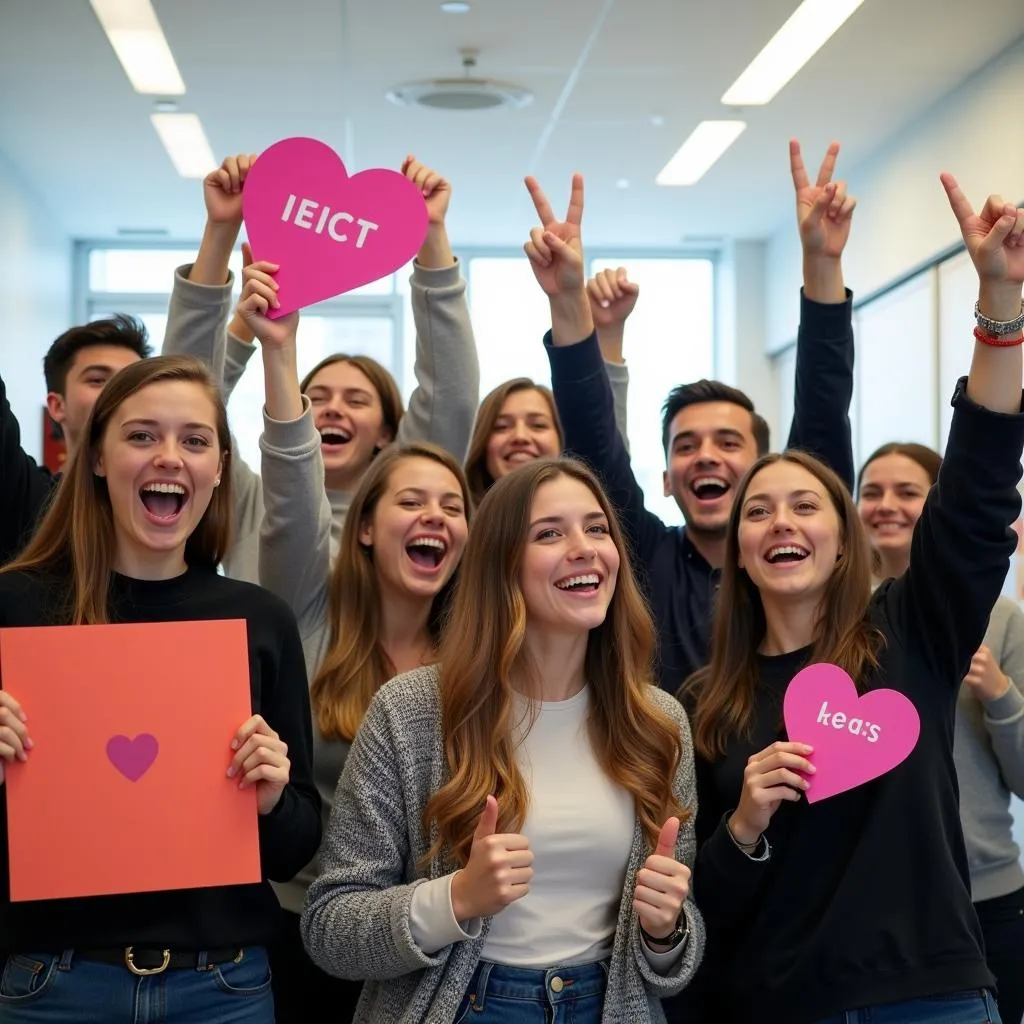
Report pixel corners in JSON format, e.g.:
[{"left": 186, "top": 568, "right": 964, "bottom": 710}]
[{"left": 0, "top": 138, "right": 1022, "bottom": 1024}]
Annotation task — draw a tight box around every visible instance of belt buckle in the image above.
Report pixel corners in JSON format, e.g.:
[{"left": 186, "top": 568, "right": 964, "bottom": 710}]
[{"left": 124, "top": 946, "right": 171, "bottom": 976}]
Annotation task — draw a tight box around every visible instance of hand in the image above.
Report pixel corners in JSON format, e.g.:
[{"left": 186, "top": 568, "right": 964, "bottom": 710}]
[
  {"left": 790, "top": 141, "right": 856, "bottom": 260},
  {"left": 0, "top": 692, "right": 31, "bottom": 785},
  {"left": 401, "top": 155, "right": 451, "bottom": 225},
  {"left": 964, "top": 645, "right": 1011, "bottom": 702},
  {"left": 237, "top": 262, "right": 298, "bottom": 350},
  {"left": 450, "top": 796, "right": 533, "bottom": 921},
  {"left": 728, "top": 741, "right": 815, "bottom": 844},
  {"left": 633, "top": 817, "right": 690, "bottom": 943},
  {"left": 587, "top": 268, "right": 639, "bottom": 328},
  {"left": 941, "top": 175, "right": 1024, "bottom": 293},
  {"left": 204, "top": 154, "right": 258, "bottom": 225},
  {"left": 228, "top": 715, "right": 290, "bottom": 815},
  {"left": 524, "top": 174, "right": 585, "bottom": 296}
]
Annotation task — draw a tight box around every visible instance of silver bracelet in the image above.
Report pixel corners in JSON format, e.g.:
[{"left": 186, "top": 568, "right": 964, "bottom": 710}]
[
  {"left": 975, "top": 300, "right": 1024, "bottom": 337},
  {"left": 726, "top": 820, "right": 772, "bottom": 861}
]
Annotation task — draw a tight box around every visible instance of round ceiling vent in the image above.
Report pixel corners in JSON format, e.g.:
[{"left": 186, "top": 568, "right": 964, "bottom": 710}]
[{"left": 386, "top": 77, "right": 534, "bottom": 111}]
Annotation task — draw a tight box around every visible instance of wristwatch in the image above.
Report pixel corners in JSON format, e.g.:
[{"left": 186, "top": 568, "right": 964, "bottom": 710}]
[
  {"left": 640, "top": 912, "right": 689, "bottom": 951},
  {"left": 975, "top": 300, "right": 1024, "bottom": 337}
]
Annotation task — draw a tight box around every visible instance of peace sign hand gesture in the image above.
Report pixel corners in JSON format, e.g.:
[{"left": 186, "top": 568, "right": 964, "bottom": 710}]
[
  {"left": 790, "top": 140, "right": 856, "bottom": 260},
  {"left": 524, "top": 174, "right": 586, "bottom": 297}
]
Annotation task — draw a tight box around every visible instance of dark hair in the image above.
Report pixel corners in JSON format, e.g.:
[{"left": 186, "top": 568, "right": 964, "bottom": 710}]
[
  {"left": 43, "top": 315, "right": 153, "bottom": 395},
  {"left": 661, "top": 379, "right": 770, "bottom": 457},
  {"left": 856, "top": 442, "right": 942, "bottom": 495}
]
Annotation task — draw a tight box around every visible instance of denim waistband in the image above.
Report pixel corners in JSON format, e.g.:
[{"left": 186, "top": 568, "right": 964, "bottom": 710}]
[{"left": 467, "top": 958, "right": 609, "bottom": 1008}]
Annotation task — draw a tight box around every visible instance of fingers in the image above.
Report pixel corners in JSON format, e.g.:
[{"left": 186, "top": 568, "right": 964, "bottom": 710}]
[
  {"left": 403, "top": 155, "right": 445, "bottom": 196},
  {"left": 1007, "top": 206, "right": 1024, "bottom": 248},
  {"left": 588, "top": 268, "right": 632, "bottom": 307},
  {"left": 805, "top": 182, "right": 835, "bottom": 226},
  {"left": 241, "top": 263, "right": 281, "bottom": 311},
  {"left": 228, "top": 730, "right": 287, "bottom": 779},
  {"left": 474, "top": 794, "right": 499, "bottom": 840},
  {"left": 566, "top": 173, "right": 585, "bottom": 226},
  {"left": 241, "top": 241, "right": 254, "bottom": 267},
  {"left": 0, "top": 721, "right": 31, "bottom": 763},
  {"left": 815, "top": 141, "right": 840, "bottom": 187},
  {"left": 239, "top": 748, "right": 290, "bottom": 791},
  {"left": 749, "top": 740, "right": 813, "bottom": 765},
  {"left": 525, "top": 176, "right": 556, "bottom": 226},
  {"left": 0, "top": 692, "right": 27, "bottom": 724},
  {"left": 940, "top": 172, "right": 976, "bottom": 230},
  {"left": 654, "top": 816, "right": 680, "bottom": 858},
  {"left": 637, "top": 859, "right": 691, "bottom": 892},
  {"left": 756, "top": 767, "right": 812, "bottom": 792},
  {"left": 231, "top": 714, "right": 275, "bottom": 752},
  {"left": 525, "top": 227, "right": 553, "bottom": 267},
  {"left": 543, "top": 231, "right": 582, "bottom": 267},
  {"left": 789, "top": 139, "right": 809, "bottom": 191}
]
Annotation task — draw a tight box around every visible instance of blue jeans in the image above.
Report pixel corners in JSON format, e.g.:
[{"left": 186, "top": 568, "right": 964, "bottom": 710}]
[
  {"left": 814, "top": 988, "right": 1001, "bottom": 1024},
  {"left": 455, "top": 959, "right": 608, "bottom": 1023},
  {"left": 0, "top": 948, "right": 274, "bottom": 1023}
]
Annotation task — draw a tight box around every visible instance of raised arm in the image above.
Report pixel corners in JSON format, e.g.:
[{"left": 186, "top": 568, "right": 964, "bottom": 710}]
[
  {"left": 587, "top": 266, "right": 636, "bottom": 449},
  {"left": 784, "top": 140, "right": 856, "bottom": 490},
  {"left": 238, "top": 264, "right": 334, "bottom": 635},
  {"left": 891, "top": 180, "right": 1024, "bottom": 681},
  {"left": 526, "top": 174, "right": 671, "bottom": 563},
  {"left": 394, "top": 157, "right": 480, "bottom": 462}
]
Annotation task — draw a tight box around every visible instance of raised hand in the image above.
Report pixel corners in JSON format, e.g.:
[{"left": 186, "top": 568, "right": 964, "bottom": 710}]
[
  {"left": 236, "top": 261, "right": 298, "bottom": 350},
  {"left": 228, "top": 714, "right": 290, "bottom": 815},
  {"left": 728, "top": 740, "right": 815, "bottom": 845},
  {"left": 450, "top": 795, "right": 533, "bottom": 921},
  {"left": 633, "top": 816, "right": 691, "bottom": 943},
  {"left": 0, "top": 692, "right": 31, "bottom": 785},
  {"left": 523, "top": 174, "right": 586, "bottom": 296},
  {"left": 963, "top": 645, "right": 1011, "bottom": 702},
  {"left": 587, "top": 268, "right": 639, "bottom": 329},
  {"left": 204, "top": 153, "right": 258, "bottom": 225},
  {"left": 401, "top": 155, "right": 451, "bottom": 226},
  {"left": 790, "top": 141, "right": 856, "bottom": 260},
  {"left": 941, "top": 175, "right": 1024, "bottom": 290}
]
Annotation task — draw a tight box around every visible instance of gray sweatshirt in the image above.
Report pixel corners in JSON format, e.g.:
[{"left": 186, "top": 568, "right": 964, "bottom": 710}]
[
  {"left": 161, "top": 259, "right": 481, "bottom": 583},
  {"left": 301, "top": 665, "right": 705, "bottom": 1023},
  {"left": 956, "top": 595, "right": 1024, "bottom": 902}
]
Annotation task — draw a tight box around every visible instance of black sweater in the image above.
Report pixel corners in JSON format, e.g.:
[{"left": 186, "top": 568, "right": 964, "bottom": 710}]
[
  {"left": 689, "top": 380, "right": 1024, "bottom": 1023},
  {"left": 0, "top": 371, "right": 57, "bottom": 566},
  {"left": 545, "top": 290, "right": 855, "bottom": 692},
  {"left": 0, "top": 565, "right": 322, "bottom": 951}
]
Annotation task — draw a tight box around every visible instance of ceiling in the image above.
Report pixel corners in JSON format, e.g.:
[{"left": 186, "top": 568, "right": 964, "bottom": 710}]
[{"left": 2, "top": 0, "right": 1023, "bottom": 249}]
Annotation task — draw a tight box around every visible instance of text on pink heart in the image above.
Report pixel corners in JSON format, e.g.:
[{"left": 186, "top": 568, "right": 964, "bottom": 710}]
[
  {"left": 281, "top": 194, "right": 379, "bottom": 248},
  {"left": 815, "top": 701, "right": 881, "bottom": 743}
]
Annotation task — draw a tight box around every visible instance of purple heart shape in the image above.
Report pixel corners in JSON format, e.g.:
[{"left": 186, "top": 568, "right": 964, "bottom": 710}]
[{"left": 106, "top": 734, "right": 159, "bottom": 782}]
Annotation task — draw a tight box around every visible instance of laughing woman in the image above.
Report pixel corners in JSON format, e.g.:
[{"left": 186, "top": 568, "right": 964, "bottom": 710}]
[
  {"left": 301, "top": 457, "right": 704, "bottom": 1023},
  {"left": 684, "top": 180, "right": 1024, "bottom": 1024},
  {"left": 237, "top": 273, "right": 472, "bottom": 1023},
  {"left": 0, "top": 356, "right": 320, "bottom": 1024}
]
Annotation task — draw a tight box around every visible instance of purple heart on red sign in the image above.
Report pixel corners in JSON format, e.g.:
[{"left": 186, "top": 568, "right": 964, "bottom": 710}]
[
  {"left": 782, "top": 663, "right": 921, "bottom": 803},
  {"left": 242, "top": 137, "right": 430, "bottom": 317},
  {"left": 106, "top": 733, "right": 159, "bottom": 782}
]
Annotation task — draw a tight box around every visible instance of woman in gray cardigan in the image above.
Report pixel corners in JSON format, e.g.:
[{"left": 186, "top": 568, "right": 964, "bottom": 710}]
[
  {"left": 858, "top": 441, "right": 1024, "bottom": 1024},
  {"left": 301, "top": 458, "right": 704, "bottom": 1023}
]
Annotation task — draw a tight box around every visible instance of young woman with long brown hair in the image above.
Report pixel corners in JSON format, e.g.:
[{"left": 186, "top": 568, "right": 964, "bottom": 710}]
[
  {"left": 857, "top": 441, "right": 1024, "bottom": 1024},
  {"left": 236, "top": 273, "right": 472, "bottom": 1022},
  {"left": 301, "top": 457, "right": 704, "bottom": 1023},
  {"left": 681, "top": 179, "right": 1024, "bottom": 1024},
  {"left": 0, "top": 356, "right": 320, "bottom": 1023}
]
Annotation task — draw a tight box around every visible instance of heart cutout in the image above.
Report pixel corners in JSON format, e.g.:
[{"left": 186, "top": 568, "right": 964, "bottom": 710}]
[
  {"left": 106, "top": 734, "right": 159, "bottom": 782},
  {"left": 242, "top": 137, "right": 430, "bottom": 317},
  {"left": 782, "top": 663, "right": 920, "bottom": 803}
]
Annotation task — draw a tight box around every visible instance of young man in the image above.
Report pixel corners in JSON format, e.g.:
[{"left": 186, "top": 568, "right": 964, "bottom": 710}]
[
  {"left": 1, "top": 316, "right": 151, "bottom": 564},
  {"left": 528, "top": 141, "right": 857, "bottom": 693}
]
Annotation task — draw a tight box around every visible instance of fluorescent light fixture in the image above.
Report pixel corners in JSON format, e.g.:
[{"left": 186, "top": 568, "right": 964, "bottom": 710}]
[
  {"left": 150, "top": 113, "right": 216, "bottom": 179},
  {"left": 722, "top": 0, "right": 865, "bottom": 106},
  {"left": 656, "top": 121, "right": 747, "bottom": 186},
  {"left": 90, "top": 0, "right": 186, "bottom": 95}
]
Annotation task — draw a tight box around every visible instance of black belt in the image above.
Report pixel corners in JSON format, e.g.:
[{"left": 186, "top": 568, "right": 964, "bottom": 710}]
[{"left": 76, "top": 946, "right": 244, "bottom": 976}]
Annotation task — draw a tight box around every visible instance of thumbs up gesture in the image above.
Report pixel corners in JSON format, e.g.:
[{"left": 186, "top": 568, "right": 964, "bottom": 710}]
[
  {"left": 450, "top": 796, "right": 533, "bottom": 921},
  {"left": 632, "top": 817, "right": 691, "bottom": 943}
]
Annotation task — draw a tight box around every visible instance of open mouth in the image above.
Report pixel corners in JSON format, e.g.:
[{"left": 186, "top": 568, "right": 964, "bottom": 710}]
[
  {"left": 765, "top": 544, "right": 810, "bottom": 565},
  {"left": 138, "top": 481, "right": 188, "bottom": 522},
  {"left": 319, "top": 427, "right": 352, "bottom": 449},
  {"left": 872, "top": 521, "right": 908, "bottom": 533},
  {"left": 554, "top": 572, "right": 603, "bottom": 594},
  {"left": 405, "top": 536, "right": 448, "bottom": 571},
  {"left": 690, "top": 475, "right": 730, "bottom": 503},
  {"left": 504, "top": 450, "right": 538, "bottom": 465}
]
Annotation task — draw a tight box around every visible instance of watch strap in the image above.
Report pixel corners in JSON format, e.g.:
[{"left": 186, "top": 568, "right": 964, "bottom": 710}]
[{"left": 975, "top": 300, "right": 1024, "bottom": 337}]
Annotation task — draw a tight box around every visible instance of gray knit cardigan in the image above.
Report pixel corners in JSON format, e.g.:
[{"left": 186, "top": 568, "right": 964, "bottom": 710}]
[{"left": 301, "top": 665, "right": 705, "bottom": 1023}]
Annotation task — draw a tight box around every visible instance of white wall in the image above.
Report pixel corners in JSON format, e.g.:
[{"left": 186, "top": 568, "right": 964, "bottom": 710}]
[
  {"left": 764, "top": 36, "right": 1024, "bottom": 354},
  {"left": 0, "top": 150, "right": 72, "bottom": 461}
]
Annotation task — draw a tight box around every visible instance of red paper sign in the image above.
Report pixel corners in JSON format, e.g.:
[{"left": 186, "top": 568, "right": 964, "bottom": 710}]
[{"left": 1, "top": 619, "right": 261, "bottom": 901}]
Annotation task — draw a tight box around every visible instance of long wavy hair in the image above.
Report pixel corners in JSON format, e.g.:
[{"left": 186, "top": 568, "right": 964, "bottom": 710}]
[
  {"left": 424, "top": 457, "right": 686, "bottom": 867},
  {"left": 2, "top": 356, "right": 232, "bottom": 624},
  {"left": 310, "top": 442, "right": 472, "bottom": 741},
  {"left": 686, "top": 449, "right": 883, "bottom": 760},
  {"left": 464, "top": 378, "right": 563, "bottom": 504}
]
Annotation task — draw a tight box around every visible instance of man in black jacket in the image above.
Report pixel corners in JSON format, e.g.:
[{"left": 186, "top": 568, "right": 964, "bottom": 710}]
[{"left": 1, "top": 315, "right": 150, "bottom": 565}]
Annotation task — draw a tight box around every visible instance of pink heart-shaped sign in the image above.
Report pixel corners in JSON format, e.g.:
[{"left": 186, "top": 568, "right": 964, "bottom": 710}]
[
  {"left": 242, "top": 137, "right": 429, "bottom": 317},
  {"left": 782, "top": 663, "right": 920, "bottom": 803},
  {"left": 106, "top": 733, "right": 159, "bottom": 782}
]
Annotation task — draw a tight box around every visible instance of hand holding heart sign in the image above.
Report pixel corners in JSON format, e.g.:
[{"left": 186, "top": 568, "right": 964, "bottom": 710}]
[{"left": 0, "top": 691, "right": 31, "bottom": 784}]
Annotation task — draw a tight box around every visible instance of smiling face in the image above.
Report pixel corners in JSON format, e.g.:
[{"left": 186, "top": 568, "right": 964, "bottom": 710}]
[
  {"left": 737, "top": 460, "right": 842, "bottom": 607},
  {"left": 358, "top": 456, "right": 469, "bottom": 602},
  {"left": 857, "top": 454, "right": 930, "bottom": 565},
  {"left": 519, "top": 475, "right": 621, "bottom": 641},
  {"left": 305, "top": 360, "right": 393, "bottom": 490},
  {"left": 484, "top": 387, "right": 561, "bottom": 483},
  {"left": 663, "top": 401, "right": 760, "bottom": 537},
  {"left": 93, "top": 379, "right": 224, "bottom": 578}
]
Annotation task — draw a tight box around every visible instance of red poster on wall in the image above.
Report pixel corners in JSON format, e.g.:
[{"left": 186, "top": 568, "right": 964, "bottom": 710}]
[{"left": 41, "top": 408, "right": 66, "bottom": 474}]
